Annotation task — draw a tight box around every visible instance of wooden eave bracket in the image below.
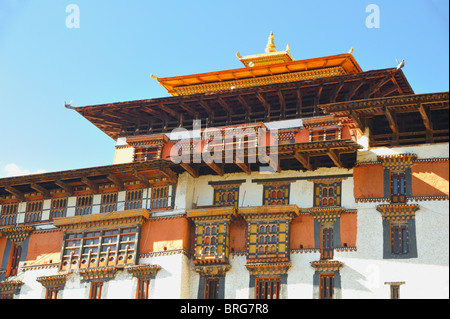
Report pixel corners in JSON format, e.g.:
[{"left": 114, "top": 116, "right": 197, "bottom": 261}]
[
  {"left": 81, "top": 177, "right": 99, "bottom": 193},
  {"left": 180, "top": 163, "right": 199, "bottom": 178},
  {"left": 106, "top": 174, "right": 124, "bottom": 191},
  {"left": 55, "top": 180, "right": 74, "bottom": 196},
  {"left": 327, "top": 149, "right": 343, "bottom": 168},
  {"left": 132, "top": 170, "right": 150, "bottom": 188},
  {"left": 294, "top": 152, "right": 312, "bottom": 170},
  {"left": 3, "top": 185, "right": 25, "bottom": 201}
]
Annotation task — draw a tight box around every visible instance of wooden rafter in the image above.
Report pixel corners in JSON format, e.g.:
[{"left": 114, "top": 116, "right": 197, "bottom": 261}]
[
  {"left": 367, "top": 75, "right": 393, "bottom": 98},
  {"left": 331, "top": 82, "right": 344, "bottom": 103},
  {"left": 132, "top": 170, "right": 149, "bottom": 188},
  {"left": 81, "top": 177, "right": 99, "bottom": 193},
  {"left": 180, "top": 163, "right": 199, "bottom": 178},
  {"left": 296, "top": 89, "right": 303, "bottom": 116},
  {"left": 217, "top": 97, "right": 233, "bottom": 114},
  {"left": 294, "top": 152, "right": 312, "bottom": 170},
  {"left": 158, "top": 103, "right": 178, "bottom": 119},
  {"left": 30, "top": 183, "right": 50, "bottom": 198},
  {"left": 206, "top": 161, "right": 224, "bottom": 176},
  {"left": 4, "top": 185, "right": 25, "bottom": 201},
  {"left": 106, "top": 174, "right": 124, "bottom": 191},
  {"left": 327, "top": 149, "right": 343, "bottom": 168},
  {"left": 55, "top": 180, "right": 74, "bottom": 196},
  {"left": 384, "top": 107, "right": 399, "bottom": 134},
  {"left": 277, "top": 90, "right": 286, "bottom": 119},
  {"left": 347, "top": 79, "right": 366, "bottom": 100}
]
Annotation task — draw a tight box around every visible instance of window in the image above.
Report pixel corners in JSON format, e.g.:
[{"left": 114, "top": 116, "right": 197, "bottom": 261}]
[
  {"left": 390, "top": 173, "right": 406, "bottom": 203},
  {"left": 314, "top": 182, "right": 341, "bottom": 207},
  {"left": 1, "top": 203, "right": 17, "bottom": 226},
  {"left": 390, "top": 284, "right": 400, "bottom": 299},
  {"left": 8, "top": 243, "right": 22, "bottom": 277},
  {"left": 204, "top": 278, "right": 219, "bottom": 299},
  {"left": 263, "top": 184, "right": 289, "bottom": 205},
  {"left": 310, "top": 129, "right": 339, "bottom": 142},
  {"left": 257, "top": 224, "right": 278, "bottom": 255},
  {"left": 76, "top": 195, "right": 92, "bottom": 216},
  {"left": 390, "top": 222, "right": 409, "bottom": 255},
  {"left": 321, "top": 228, "right": 334, "bottom": 260},
  {"left": 89, "top": 281, "right": 103, "bottom": 299},
  {"left": 61, "top": 227, "right": 138, "bottom": 271},
  {"left": 134, "top": 147, "right": 160, "bottom": 162},
  {"left": 255, "top": 278, "right": 281, "bottom": 299},
  {"left": 50, "top": 198, "right": 67, "bottom": 220},
  {"left": 136, "top": 277, "right": 150, "bottom": 299},
  {"left": 319, "top": 273, "right": 334, "bottom": 299},
  {"left": 202, "top": 225, "right": 218, "bottom": 256},
  {"left": 45, "top": 287, "right": 60, "bottom": 299},
  {"left": 151, "top": 185, "right": 169, "bottom": 210},
  {"left": 126, "top": 189, "right": 143, "bottom": 210},
  {"left": 214, "top": 187, "right": 239, "bottom": 207},
  {"left": 25, "top": 200, "right": 42, "bottom": 223},
  {"left": 101, "top": 192, "right": 117, "bottom": 213}
]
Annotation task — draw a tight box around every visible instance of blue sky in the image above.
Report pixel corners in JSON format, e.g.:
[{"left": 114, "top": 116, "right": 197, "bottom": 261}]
[{"left": 0, "top": 0, "right": 448, "bottom": 178}]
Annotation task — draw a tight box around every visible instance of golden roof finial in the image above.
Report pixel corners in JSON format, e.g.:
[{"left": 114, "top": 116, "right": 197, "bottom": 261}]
[{"left": 265, "top": 31, "right": 277, "bottom": 53}]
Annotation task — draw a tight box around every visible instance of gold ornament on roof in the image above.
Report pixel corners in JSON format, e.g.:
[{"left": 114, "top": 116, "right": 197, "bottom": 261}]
[{"left": 265, "top": 31, "right": 277, "bottom": 53}]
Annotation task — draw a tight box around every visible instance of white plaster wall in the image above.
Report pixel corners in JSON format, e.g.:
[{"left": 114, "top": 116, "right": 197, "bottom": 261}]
[
  {"left": 226, "top": 255, "right": 250, "bottom": 298},
  {"left": 18, "top": 267, "right": 59, "bottom": 299},
  {"left": 141, "top": 253, "right": 190, "bottom": 299},
  {"left": 287, "top": 252, "right": 318, "bottom": 298}
]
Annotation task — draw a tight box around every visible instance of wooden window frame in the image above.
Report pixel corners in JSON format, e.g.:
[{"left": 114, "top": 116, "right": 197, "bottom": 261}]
[
  {"left": 75, "top": 195, "right": 93, "bottom": 216},
  {"left": 8, "top": 243, "right": 22, "bottom": 277},
  {"left": 213, "top": 187, "right": 239, "bottom": 207},
  {"left": 319, "top": 273, "right": 334, "bottom": 299},
  {"left": 204, "top": 277, "right": 219, "bottom": 299},
  {"left": 136, "top": 277, "right": 150, "bottom": 299},
  {"left": 45, "top": 286, "right": 60, "bottom": 299},
  {"left": 263, "top": 184, "right": 289, "bottom": 206},
  {"left": 60, "top": 227, "right": 138, "bottom": 271},
  {"left": 255, "top": 277, "right": 281, "bottom": 299},
  {"left": 257, "top": 223, "right": 278, "bottom": 256},
  {"left": 25, "top": 200, "right": 43, "bottom": 224},
  {"left": 100, "top": 192, "right": 118, "bottom": 213},
  {"left": 50, "top": 198, "right": 67, "bottom": 220},
  {"left": 150, "top": 185, "right": 170, "bottom": 210},
  {"left": 390, "top": 284, "right": 400, "bottom": 299},
  {"left": 321, "top": 227, "right": 334, "bottom": 260},
  {"left": 390, "top": 172, "right": 407, "bottom": 203},
  {"left": 89, "top": 281, "right": 103, "bottom": 299},
  {"left": 134, "top": 146, "right": 160, "bottom": 162},
  {"left": 314, "top": 182, "right": 341, "bottom": 207},
  {"left": 390, "top": 222, "right": 409, "bottom": 255},
  {"left": 125, "top": 188, "right": 143, "bottom": 210},
  {"left": 0, "top": 202, "right": 18, "bottom": 226}
]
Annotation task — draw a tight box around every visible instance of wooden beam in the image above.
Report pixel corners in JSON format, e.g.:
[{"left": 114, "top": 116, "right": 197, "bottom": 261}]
[
  {"left": 384, "top": 107, "right": 399, "bottom": 134},
  {"left": 159, "top": 168, "right": 178, "bottom": 183},
  {"left": 331, "top": 82, "right": 344, "bottom": 103},
  {"left": 234, "top": 161, "right": 251, "bottom": 175},
  {"left": 418, "top": 103, "right": 434, "bottom": 143},
  {"left": 349, "top": 110, "right": 365, "bottom": 131},
  {"left": 296, "top": 89, "right": 303, "bottom": 116},
  {"left": 199, "top": 100, "right": 213, "bottom": 114},
  {"left": 237, "top": 95, "right": 251, "bottom": 114},
  {"left": 55, "top": 180, "right": 74, "bottom": 196},
  {"left": 4, "top": 185, "right": 25, "bottom": 201},
  {"left": 347, "top": 79, "right": 365, "bottom": 100},
  {"left": 106, "top": 174, "right": 124, "bottom": 191},
  {"left": 179, "top": 102, "right": 198, "bottom": 118},
  {"left": 180, "top": 163, "right": 199, "bottom": 178},
  {"left": 256, "top": 92, "right": 270, "bottom": 110},
  {"left": 30, "top": 183, "right": 50, "bottom": 198},
  {"left": 217, "top": 97, "right": 233, "bottom": 114},
  {"left": 206, "top": 161, "right": 224, "bottom": 176},
  {"left": 327, "top": 149, "right": 343, "bottom": 168},
  {"left": 277, "top": 90, "right": 286, "bottom": 119},
  {"left": 381, "top": 85, "right": 400, "bottom": 97},
  {"left": 158, "top": 103, "right": 178, "bottom": 119},
  {"left": 367, "top": 75, "right": 393, "bottom": 98},
  {"left": 81, "top": 177, "right": 99, "bottom": 193},
  {"left": 314, "top": 85, "right": 323, "bottom": 114},
  {"left": 132, "top": 170, "right": 149, "bottom": 188},
  {"left": 294, "top": 152, "right": 312, "bottom": 170}
]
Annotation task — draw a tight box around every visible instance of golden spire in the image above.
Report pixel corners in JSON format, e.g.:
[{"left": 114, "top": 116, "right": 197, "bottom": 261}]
[{"left": 265, "top": 31, "right": 277, "bottom": 53}]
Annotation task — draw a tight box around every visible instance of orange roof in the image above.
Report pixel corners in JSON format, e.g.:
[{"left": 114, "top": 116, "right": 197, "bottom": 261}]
[{"left": 154, "top": 53, "right": 362, "bottom": 96}]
